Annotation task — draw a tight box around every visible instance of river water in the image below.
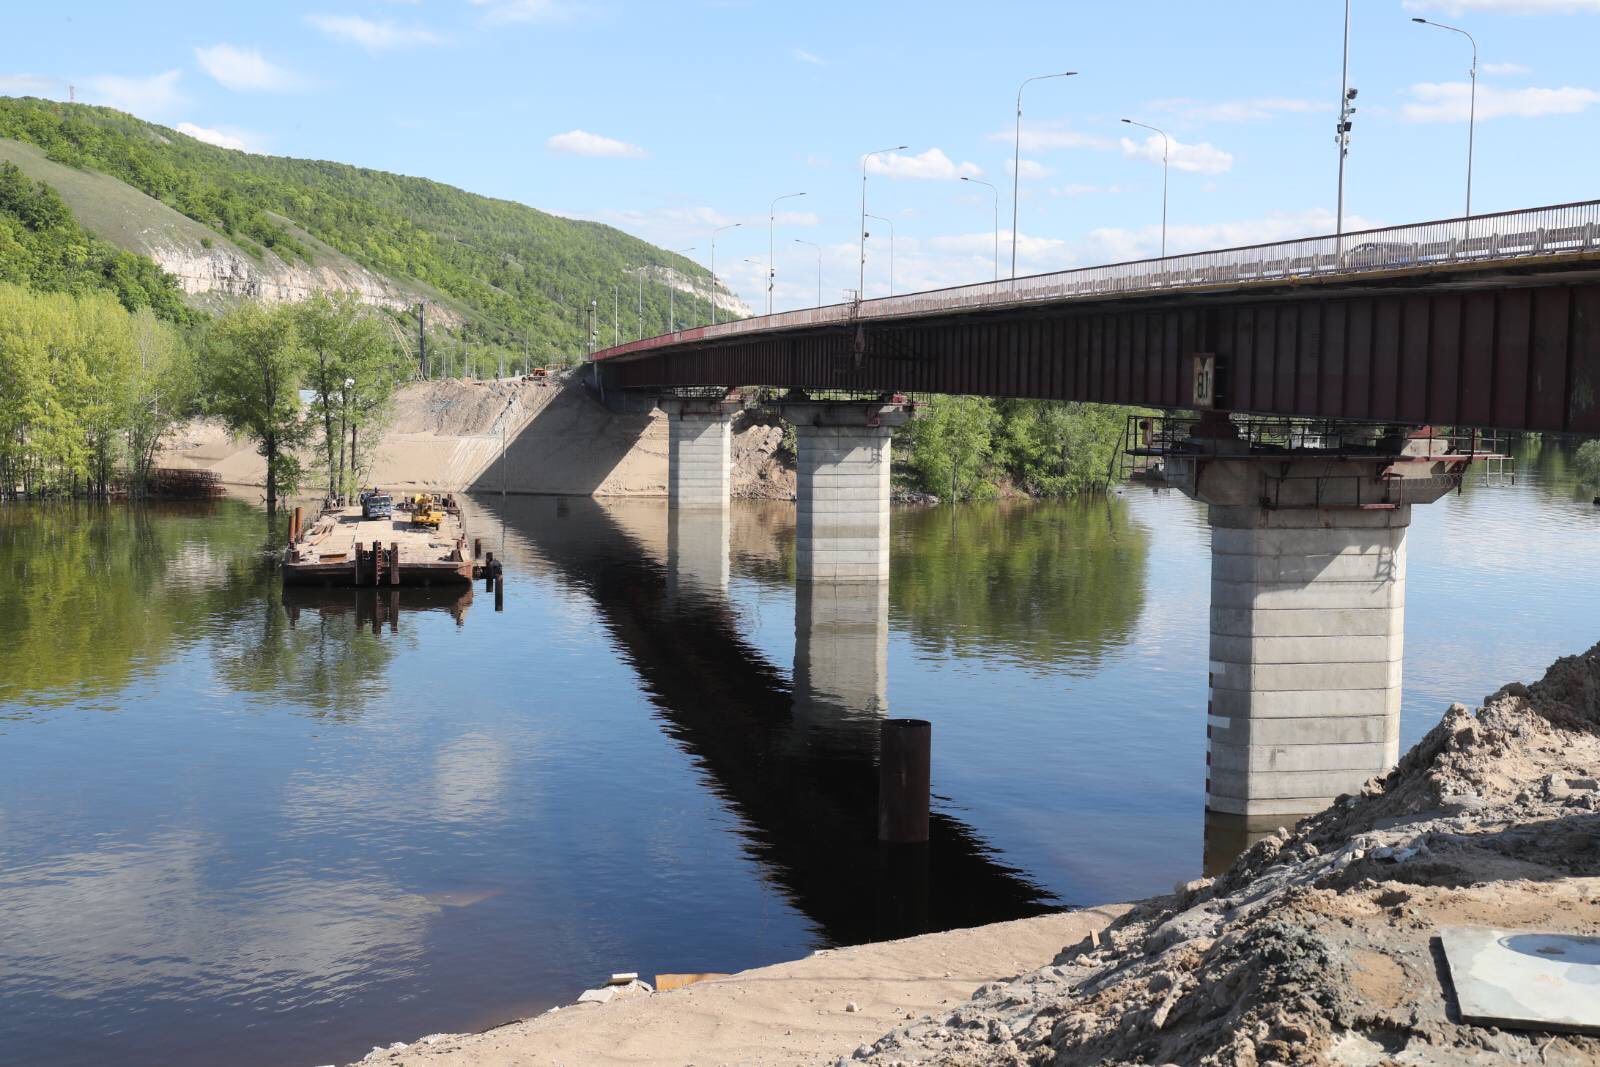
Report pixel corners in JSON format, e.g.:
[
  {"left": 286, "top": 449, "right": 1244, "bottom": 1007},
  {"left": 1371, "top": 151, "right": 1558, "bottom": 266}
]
[{"left": 1, "top": 441, "right": 1596, "bottom": 1067}]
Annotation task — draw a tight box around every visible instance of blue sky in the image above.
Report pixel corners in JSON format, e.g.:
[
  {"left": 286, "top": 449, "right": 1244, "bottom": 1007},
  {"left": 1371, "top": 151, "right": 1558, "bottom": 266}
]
[{"left": 5, "top": 0, "right": 1600, "bottom": 312}]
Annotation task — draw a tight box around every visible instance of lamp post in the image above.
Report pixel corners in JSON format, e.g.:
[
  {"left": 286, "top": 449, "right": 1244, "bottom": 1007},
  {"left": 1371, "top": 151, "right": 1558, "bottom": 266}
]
[
  {"left": 1411, "top": 16, "right": 1477, "bottom": 225},
  {"left": 960, "top": 176, "right": 1000, "bottom": 281},
  {"left": 1120, "top": 118, "right": 1170, "bottom": 257},
  {"left": 768, "top": 191, "right": 806, "bottom": 316},
  {"left": 794, "top": 238, "right": 822, "bottom": 307},
  {"left": 1335, "top": 0, "right": 1357, "bottom": 250},
  {"left": 860, "top": 144, "right": 907, "bottom": 298},
  {"left": 670, "top": 246, "right": 695, "bottom": 331},
  {"left": 709, "top": 222, "right": 742, "bottom": 325},
  {"left": 1012, "top": 71, "right": 1076, "bottom": 279},
  {"left": 865, "top": 213, "right": 895, "bottom": 296}
]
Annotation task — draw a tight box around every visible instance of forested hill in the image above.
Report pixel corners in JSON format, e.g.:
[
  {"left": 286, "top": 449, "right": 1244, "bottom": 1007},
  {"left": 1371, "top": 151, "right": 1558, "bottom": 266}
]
[{"left": 0, "top": 97, "right": 733, "bottom": 352}]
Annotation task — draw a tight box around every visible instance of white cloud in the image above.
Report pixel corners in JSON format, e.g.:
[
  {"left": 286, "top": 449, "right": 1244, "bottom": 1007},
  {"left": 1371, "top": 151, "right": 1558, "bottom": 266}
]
[
  {"left": 1481, "top": 61, "right": 1532, "bottom": 76},
  {"left": 82, "top": 70, "right": 186, "bottom": 116},
  {"left": 1120, "top": 133, "right": 1233, "bottom": 174},
  {"left": 175, "top": 122, "right": 261, "bottom": 152},
  {"left": 1145, "top": 96, "right": 1321, "bottom": 122},
  {"left": 1404, "top": 0, "right": 1600, "bottom": 12},
  {"left": 468, "top": 0, "right": 574, "bottom": 23},
  {"left": 774, "top": 210, "right": 819, "bottom": 227},
  {"left": 1004, "top": 158, "right": 1052, "bottom": 179},
  {"left": 993, "top": 122, "right": 1114, "bottom": 152},
  {"left": 545, "top": 129, "right": 648, "bottom": 158},
  {"left": 305, "top": 14, "right": 447, "bottom": 50},
  {"left": 1402, "top": 80, "right": 1600, "bottom": 120},
  {"left": 194, "top": 44, "right": 307, "bottom": 92},
  {"left": 0, "top": 74, "right": 60, "bottom": 97},
  {"left": 865, "top": 148, "right": 981, "bottom": 180},
  {"left": 790, "top": 47, "right": 825, "bottom": 65}
]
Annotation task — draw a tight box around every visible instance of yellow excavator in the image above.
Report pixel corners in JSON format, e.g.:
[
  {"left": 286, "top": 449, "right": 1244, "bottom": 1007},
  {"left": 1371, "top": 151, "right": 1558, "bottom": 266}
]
[{"left": 411, "top": 492, "right": 446, "bottom": 529}]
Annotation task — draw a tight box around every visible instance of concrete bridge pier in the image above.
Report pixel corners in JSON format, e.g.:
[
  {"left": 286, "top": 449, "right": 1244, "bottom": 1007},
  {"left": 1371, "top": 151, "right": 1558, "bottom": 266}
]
[
  {"left": 660, "top": 394, "right": 741, "bottom": 509},
  {"left": 778, "top": 399, "right": 912, "bottom": 584},
  {"left": 1165, "top": 428, "right": 1466, "bottom": 827}
]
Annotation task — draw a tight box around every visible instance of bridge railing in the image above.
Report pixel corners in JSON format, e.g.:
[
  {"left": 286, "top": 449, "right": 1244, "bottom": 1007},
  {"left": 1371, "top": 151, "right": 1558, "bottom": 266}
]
[{"left": 593, "top": 199, "right": 1600, "bottom": 360}]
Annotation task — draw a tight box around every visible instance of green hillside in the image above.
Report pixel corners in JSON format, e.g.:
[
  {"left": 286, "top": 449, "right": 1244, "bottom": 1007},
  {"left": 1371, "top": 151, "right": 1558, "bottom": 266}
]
[{"left": 0, "top": 97, "right": 725, "bottom": 358}]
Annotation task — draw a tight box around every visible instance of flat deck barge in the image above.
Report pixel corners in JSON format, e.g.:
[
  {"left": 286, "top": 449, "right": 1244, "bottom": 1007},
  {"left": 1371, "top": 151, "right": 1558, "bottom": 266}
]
[{"left": 282, "top": 494, "right": 486, "bottom": 587}]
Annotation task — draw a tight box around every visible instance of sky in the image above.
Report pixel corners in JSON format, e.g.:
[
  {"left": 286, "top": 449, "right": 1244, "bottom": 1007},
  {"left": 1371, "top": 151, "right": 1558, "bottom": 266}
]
[{"left": 5, "top": 0, "right": 1600, "bottom": 313}]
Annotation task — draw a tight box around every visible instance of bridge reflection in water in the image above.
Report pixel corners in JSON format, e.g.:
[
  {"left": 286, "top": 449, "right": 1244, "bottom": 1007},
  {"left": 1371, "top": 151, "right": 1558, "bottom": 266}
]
[{"left": 483, "top": 494, "right": 1058, "bottom": 944}]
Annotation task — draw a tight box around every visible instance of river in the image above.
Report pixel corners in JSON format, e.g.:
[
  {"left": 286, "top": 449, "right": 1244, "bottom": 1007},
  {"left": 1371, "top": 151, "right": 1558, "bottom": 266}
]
[{"left": 1, "top": 439, "right": 1595, "bottom": 1067}]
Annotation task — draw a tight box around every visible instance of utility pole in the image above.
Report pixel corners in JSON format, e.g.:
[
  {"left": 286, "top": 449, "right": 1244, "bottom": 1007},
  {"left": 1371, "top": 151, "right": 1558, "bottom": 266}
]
[
  {"left": 417, "top": 302, "right": 427, "bottom": 378},
  {"left": 1335, "top": 0, "right": 1356, "bottom": 254},
  {"left": 637, "top": 267, "right": 644, "bottom": 339}
]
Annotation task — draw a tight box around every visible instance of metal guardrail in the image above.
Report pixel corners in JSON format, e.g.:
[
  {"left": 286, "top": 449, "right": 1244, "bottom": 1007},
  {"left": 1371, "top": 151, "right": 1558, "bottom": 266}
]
[{"left": 593, "top": 199, "right": 1600, "bottom": 361}]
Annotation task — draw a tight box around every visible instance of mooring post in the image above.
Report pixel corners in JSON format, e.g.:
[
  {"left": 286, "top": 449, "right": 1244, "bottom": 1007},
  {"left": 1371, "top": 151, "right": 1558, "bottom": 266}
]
[
  {"left": 878, "top": 718, "right": 931, "bottom": 844},
  {"left": 389, "top": 541, "right": 400, "bottom": 586},
  {"left": 353, "top": 541, "right": 364, "bottom": 585},
  {"left": 291, "top": 506, "right": 303, "bottom": 545},
  {"left": 484, "top": 551, "right": 495, "bottom": 591},
  {"left": 494, "top": 569, "right": 505, "bottom": 612},
  {"left": 473, "top": 537, "right": 482, "bottom": 560}
]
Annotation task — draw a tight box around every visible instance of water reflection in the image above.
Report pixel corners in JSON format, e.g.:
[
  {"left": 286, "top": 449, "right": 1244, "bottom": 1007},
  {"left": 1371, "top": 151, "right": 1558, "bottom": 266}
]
[
  {"left": 890, "top": 497, "right": 1151, "bottom": 674},
  {"left": 496, "top": 494, "right": 1058, "bottom": 943}
]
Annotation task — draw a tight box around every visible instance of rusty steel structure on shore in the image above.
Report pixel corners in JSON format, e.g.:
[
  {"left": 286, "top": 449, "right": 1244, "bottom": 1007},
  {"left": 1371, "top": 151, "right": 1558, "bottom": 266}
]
[{"left": 591, "top": 199, "right": 1600, "bottom": 434}]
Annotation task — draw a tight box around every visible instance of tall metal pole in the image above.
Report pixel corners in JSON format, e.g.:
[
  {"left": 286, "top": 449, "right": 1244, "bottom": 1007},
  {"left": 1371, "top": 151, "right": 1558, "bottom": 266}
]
[
  {"left": 860, "top": 144, "right": 907, "bottom": 299},
  {"left": 960, "top": 176, "right": 999, "bottom": 280},
  {"left": 1412, "top": 17, "right": 1477, "bottom": 224},
  {"left": 637, "top": 267, "right": 644, "bottom": 339},
  {"left": 768, "top": 191, "right": 806, "bottom": 316},
  {"left": 866, "top": 214, "right": 895, "bottom": 296},
  {"left": 1336, "top": 0, "right": 1354, "bottom": 250},
  {"left": 1012, "top": 71, "right": 1076, "bottom": 279},
  {"left": 1120, "top": 119, "right": 1170, "bottom": 257},
  {"left": 709, "top": 223, "right": 742, "bottom": 326},
  {"left": 613, "top": 284, "right": 619, "bottom": 347},
  {"left": 795, "top": 238, "right": 822, "bottom": 307}
]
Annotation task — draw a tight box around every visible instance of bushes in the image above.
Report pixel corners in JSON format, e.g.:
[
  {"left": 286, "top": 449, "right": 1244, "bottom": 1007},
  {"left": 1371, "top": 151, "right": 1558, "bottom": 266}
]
[
  {"left": 1576, "top": 439, "right": 1600, "bottom": 486},
  {"left": 899, "top": 397, "right": 1130, "bottom": 500}
]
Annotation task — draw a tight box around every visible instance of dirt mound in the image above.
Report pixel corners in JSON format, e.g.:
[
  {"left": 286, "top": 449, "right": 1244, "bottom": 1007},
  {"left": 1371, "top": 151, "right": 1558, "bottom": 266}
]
[
  {"left": 731, "top": 410, "right": 795, "bottom": 500},
  {"left": 852, "top": 643, "right": 1600, "bottom": 1067}
]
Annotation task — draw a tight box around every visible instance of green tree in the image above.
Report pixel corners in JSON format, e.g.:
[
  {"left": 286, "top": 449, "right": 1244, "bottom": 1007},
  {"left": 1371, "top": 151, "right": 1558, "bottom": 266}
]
[
  {"left": 295, "top": 292, "right": 406, "bottom": 500},
  {"left": 202, "top": 303, "right": 306, "bottom": 515},
  {"left": 903, "top": 395, "right": 1000, "bottom": 501},
  {"left": 124, "top": 308, "right": 198, "bottom": 493},
  {"left": 1576, "top": 439, "right": 1600, "bottom": 487}
]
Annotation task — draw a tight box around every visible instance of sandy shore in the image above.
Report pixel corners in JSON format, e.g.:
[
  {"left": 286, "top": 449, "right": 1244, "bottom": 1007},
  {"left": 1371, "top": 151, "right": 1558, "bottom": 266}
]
[{"left": 347, "top": 906, "right": 1128, "bottom": 1067}]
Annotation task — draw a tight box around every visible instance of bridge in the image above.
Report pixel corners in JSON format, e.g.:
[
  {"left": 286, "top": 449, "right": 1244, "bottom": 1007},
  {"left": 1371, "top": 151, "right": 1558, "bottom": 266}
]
[{"left": 582, "top": 200, "right": 1600, "bottom": 841}]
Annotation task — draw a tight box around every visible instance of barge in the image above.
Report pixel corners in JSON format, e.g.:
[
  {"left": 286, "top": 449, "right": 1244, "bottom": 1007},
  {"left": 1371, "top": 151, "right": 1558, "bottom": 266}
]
[{"left": 282, "top": 492, "right": 489, "bottom": 587}]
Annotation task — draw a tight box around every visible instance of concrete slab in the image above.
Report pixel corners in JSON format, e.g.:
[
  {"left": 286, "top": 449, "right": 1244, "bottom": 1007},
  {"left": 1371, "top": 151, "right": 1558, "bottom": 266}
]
[{"left": 1442, "top": 927, "right": 1600, "bottom": 1036}]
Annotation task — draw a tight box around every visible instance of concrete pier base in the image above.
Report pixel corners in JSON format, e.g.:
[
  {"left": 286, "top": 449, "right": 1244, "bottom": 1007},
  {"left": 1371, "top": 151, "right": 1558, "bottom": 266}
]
[
  {"left": 1206, "top": 503, "right": 1409, "bottom": 818},
  {"left": 661, "top": 396, "right": 738, "bottom": 509},
  {"left": 780, "top": 400, "right": 911, "bottom": 584},
  {"left": 1168, "top": 433, "right": 1462, "bottom": 822}
]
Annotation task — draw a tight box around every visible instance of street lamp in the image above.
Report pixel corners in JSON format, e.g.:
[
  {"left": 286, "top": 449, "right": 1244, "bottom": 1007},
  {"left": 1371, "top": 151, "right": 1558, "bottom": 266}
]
[
  {"left": 1335, "top": 0, "right": 1356, "bottom": 248},
  {"left": 1012, "top": 70, "right": 1076, "bottom": 278},
  {"left": 709, "top": 222, "right": 742, "bottom": 325},
  {"left": 1120, "top": 118, "right": 1170, "bottom": 257},
  {"left": 1412, "top": 16, "right": 1478, "bottom": 224},
  {"left": 768, "top": 191, "right": 806, "bottom": 316},
  {"left": 865, "top": 213, "right": 895, "bottom": 296},
  {"left": 860, "top": 144, "right": 907, "bottom": 298},
  {"left": 960, "top": 176, "right": 1000, "bottom": 281},
  {"left": 794, "top": 238, "right": 822, "bottom": 307}
]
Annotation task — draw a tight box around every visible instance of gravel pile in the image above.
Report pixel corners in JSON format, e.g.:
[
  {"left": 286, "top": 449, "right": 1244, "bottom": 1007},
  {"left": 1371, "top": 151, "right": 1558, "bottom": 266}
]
[{"left": 850, "top": 643, "right": 1600, "bottom": 1066}]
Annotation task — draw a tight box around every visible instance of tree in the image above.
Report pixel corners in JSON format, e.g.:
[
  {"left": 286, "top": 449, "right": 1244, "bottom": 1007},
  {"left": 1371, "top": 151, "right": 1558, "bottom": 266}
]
[
  {"left": 1577, "top": 439, "right": 1600, "bottom": 487},
  {"left": 903, "top": 395, "right": 999, "bottom": 501},
  {"left": 124, "top": 308, "right": 197, "bottom": 494},
  {"left": 202, "top": 303, "right": 306, "bottom": 515},
  {"left": 296, "top": 292, "right": 408, "bottom": 500}
]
